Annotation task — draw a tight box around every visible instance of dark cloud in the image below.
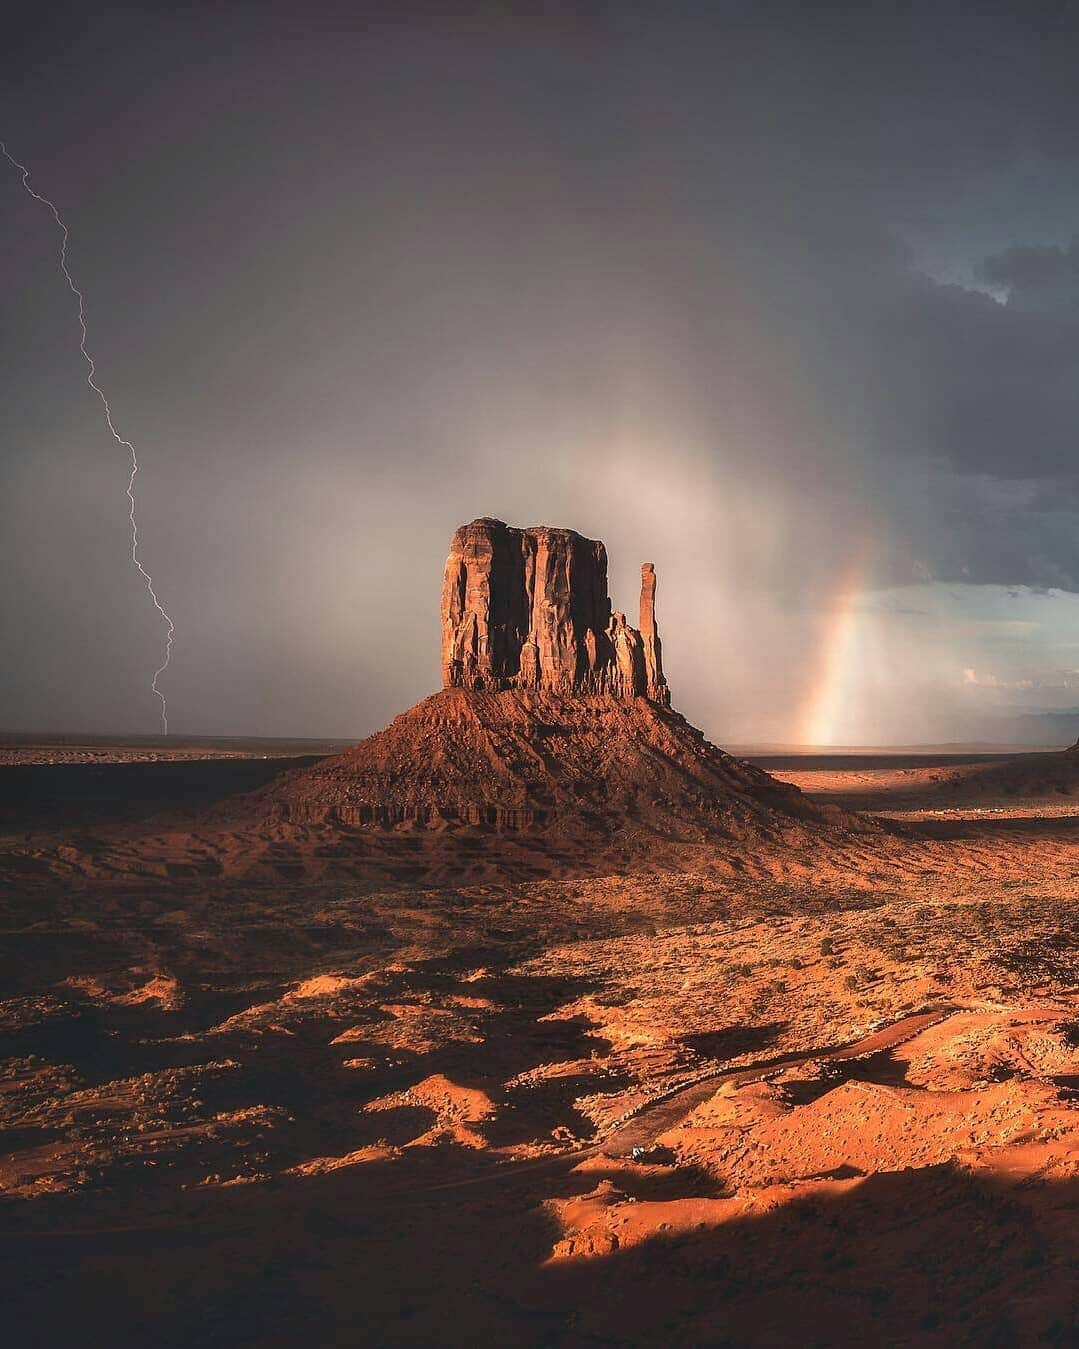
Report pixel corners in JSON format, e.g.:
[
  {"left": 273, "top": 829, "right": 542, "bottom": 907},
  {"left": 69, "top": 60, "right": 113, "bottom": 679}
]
[
  {"left": 4, "top": 1, "right": 1079, "bottom": 736},
  {"left": 975, "top": 238, "right": 1079, "bottom": 317},
  {"left": 870, "top": 278, "right": 1079, "bottom": 483},
  {"left": 976, "top": 239, "right": 1079, "bottom": 291}
]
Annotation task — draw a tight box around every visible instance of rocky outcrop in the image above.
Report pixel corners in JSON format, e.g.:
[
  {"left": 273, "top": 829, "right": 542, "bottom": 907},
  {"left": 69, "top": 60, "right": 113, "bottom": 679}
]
[{"left": 440, "top": 519, "right": 669, "bottom": 704}]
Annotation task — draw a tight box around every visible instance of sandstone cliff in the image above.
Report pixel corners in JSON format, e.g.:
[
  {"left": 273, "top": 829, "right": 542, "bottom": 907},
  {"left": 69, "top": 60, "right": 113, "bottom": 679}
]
[{"left": 440, "top": 518, "right": 669, "bottom": 704}]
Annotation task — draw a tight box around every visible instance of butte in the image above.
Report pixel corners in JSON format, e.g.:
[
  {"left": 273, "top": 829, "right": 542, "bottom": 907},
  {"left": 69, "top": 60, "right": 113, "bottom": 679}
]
[{"left": 265, "top": 518, "right": 859, "bottom": 869}]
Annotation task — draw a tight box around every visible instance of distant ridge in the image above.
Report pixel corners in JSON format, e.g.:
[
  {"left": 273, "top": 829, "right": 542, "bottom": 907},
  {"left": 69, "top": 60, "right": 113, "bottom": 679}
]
[{"left": 0, "top": 731, "right": 350, "bottom": 756}]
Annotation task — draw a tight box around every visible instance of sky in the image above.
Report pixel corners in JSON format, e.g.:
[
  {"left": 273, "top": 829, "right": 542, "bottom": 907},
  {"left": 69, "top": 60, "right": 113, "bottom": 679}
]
[{"left": 4, "top": 1, "right": 1079, "bottom": 746}]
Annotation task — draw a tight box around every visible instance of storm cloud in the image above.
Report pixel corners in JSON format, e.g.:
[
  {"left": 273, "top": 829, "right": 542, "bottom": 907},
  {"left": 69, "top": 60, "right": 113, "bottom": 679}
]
[{"left": 3, "top": 1, "right": 1079, "bottom": 742}]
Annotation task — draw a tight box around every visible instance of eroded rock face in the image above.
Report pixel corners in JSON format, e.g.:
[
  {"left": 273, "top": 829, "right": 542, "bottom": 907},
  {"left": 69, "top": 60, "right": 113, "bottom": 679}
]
[{"left": 440, "top": 518, "right": 669, "bottom": 703}]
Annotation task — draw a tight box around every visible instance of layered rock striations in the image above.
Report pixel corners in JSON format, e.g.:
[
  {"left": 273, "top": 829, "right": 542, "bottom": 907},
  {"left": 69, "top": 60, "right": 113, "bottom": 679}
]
[{"left": 440, "top": 518, "right": 669, "bottom": 704}]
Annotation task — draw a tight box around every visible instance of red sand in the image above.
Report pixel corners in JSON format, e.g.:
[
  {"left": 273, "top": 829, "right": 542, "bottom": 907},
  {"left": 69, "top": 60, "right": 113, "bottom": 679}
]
[{"left": 1, "top": 736, "right": 1077, "bottom": 1345}]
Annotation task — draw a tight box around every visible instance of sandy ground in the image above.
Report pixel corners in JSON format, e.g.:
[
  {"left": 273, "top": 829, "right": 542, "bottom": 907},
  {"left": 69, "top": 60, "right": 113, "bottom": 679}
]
[
  {"left": 759, "top": 748, "right": 1079, "bottom": 819},
  {"left": 1, "top": 746, "right": 1077, "bottom": 1345}
]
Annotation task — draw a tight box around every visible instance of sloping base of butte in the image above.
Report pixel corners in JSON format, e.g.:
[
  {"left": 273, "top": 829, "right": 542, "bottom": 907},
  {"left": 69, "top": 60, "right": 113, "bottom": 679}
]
[{"left": 268, "top": 688, "right": 850, "bottom": 840}]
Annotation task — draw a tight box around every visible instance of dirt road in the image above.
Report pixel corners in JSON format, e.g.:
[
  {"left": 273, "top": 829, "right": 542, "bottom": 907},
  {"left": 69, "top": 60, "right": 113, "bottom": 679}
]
[{"left": 604, "top": 1005, "right": 958, "bottom": 1157}]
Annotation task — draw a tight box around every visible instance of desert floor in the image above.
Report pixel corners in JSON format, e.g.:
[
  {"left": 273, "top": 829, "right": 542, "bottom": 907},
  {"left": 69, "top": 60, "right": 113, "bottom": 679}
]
[{"left": 1, "top": 745, "right": 1077, "bottom": 1346}]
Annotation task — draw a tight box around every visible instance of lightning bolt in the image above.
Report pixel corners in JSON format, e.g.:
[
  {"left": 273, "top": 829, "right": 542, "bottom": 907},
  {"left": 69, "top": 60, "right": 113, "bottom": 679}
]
[{"left": 2, "top": 140, "right": 175, "bottom": 733}]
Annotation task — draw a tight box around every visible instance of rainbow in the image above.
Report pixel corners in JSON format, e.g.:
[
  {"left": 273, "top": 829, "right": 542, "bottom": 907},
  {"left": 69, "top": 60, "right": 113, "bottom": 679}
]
[{"left": 801, "top": 548, "right": 871, "bottom": 747}]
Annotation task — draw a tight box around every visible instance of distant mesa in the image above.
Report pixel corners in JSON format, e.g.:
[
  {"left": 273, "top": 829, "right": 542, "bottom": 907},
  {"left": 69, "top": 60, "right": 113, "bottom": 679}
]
[{"left": 441, "top": 518, "right": 669, "bottom": 704}]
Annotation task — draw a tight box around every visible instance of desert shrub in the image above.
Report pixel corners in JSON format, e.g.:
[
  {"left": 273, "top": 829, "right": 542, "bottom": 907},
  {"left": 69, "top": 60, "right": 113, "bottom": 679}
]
[
  {"left": 819, "top": 937, "right": 834, "bottom": 956},
  {"left": 843, "top": 974, "right": 859, "bottom": 991}
]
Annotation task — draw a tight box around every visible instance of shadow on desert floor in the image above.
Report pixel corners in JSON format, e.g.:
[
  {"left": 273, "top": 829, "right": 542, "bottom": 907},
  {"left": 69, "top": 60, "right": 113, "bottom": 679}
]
[
  {"left": 3, "top": 1156, "right": 1076, "bottom": 1347},
  {"left": 0, "top": 759, "right": 325, "bottom": 833},
  {"left": 902, "top": 814, "right": 1079, "bottom": 841}
]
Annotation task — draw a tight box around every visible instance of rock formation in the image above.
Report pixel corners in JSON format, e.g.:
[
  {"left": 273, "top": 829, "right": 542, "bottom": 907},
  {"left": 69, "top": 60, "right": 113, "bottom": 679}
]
[
  {"left": 440, "top": 518, "right": 669, "bottom": 704},
  {"left": 259, "top": 514, "right": 862, "bottom": 857}
]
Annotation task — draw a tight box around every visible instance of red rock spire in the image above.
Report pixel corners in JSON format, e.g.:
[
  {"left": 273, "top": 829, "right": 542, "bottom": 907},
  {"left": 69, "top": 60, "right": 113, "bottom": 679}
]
[{"left": 639, "top": 562, "right": 667, "bottom": 703}]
